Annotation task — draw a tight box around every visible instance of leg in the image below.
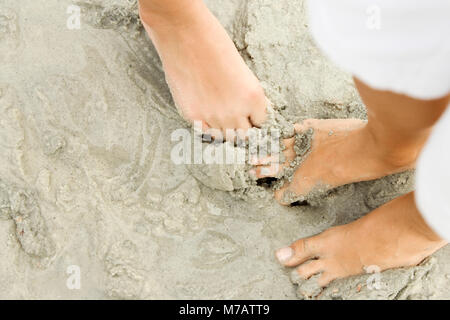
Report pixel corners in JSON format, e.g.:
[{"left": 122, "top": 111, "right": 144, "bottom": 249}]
[
  {"left": 254, "top": 78, "right": 449, "bottom": 204},
  {"left": 273, "top": 80, "right": 449, "bottom": 287},
  {"left": 138, "top": 0, "right": 267, "bottom": 135}
]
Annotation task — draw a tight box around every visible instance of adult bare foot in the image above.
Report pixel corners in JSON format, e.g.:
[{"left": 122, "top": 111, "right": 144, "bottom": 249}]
[
  {"left": 275, "top": 192, "right": 447, "bottom": 287},
  {"left": 138, "top": 0, "right": 267, "bottom": 136},
  {"left": 253, "top": 119, "right": 419, "bottom": 204}
]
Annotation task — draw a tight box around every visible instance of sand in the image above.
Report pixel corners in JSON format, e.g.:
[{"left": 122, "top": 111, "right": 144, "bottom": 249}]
[{"left": 0, "top": 0, "right": 449, "bottom": 299}]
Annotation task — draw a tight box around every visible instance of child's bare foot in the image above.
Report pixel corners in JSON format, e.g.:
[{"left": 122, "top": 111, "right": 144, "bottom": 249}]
[
  {"left": 275, "top": 192, "right": 447, "bottom": 287},
  {"left": 139, "top": 0, "right": 267, "bottom": 135},
  {"left": 253, "top": 119, "right": 420, "bottom": 204}
]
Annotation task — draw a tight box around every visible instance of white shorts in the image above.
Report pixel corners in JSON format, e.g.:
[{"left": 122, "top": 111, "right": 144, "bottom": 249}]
[{"left": 307, "top": 0, "right": 450, "bottom": 239}]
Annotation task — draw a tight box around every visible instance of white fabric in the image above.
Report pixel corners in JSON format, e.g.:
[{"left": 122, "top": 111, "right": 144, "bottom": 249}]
[
  {"left": 307, "top": 0, "right": 450, "bottom": 240},
  {"left": 416, "top": 107, "right": 450, "bottom": 241},
  {"left": 307, "top": 0, "right": 450, "bottom": 100}
]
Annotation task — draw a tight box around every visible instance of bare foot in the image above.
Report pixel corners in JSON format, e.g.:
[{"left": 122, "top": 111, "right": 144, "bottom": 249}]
[
  {"left": 275, "top": 192, "right": 447, "bottom": 287},
  {"left": 253, "top": 119, "right": 420, "bottom": 204},
  {"left": 139, "top": 0, "right": 267, "bottom": 135}
]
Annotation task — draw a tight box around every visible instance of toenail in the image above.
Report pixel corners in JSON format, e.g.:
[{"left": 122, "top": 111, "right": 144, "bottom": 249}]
[{"left": 276, "top": 247, "right": 293, "bottom": 264}]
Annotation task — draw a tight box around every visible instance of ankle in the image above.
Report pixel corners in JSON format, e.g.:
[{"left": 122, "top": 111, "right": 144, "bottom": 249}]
[
  {"left": 381, "top": 143, "right": 421, "bottom": 169},
  {"left": 362, "top": 126, "right": 425, "bottom": 170}
]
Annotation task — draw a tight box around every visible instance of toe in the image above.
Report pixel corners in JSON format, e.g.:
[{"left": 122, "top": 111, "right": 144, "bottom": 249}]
[
  {"left": 282, "top": 147, "right": 296, "bottom": 163},
  {"left": 224, "top": 129, "right": 237, "bottom": 142},
  {"left": 274, "top": 185, "right": 306, "bottom": 205},
  {"left": 282, "top": 137, "right": 295, "bottom": 149},
  {"left": 318, "top": 271, "right": 338, "bottom": 287},
  {"left": 251, "top": 155, "right": 279, "bottom": 166},
  {"left": 205, "top": 127, "right": 224, "bottom": 142},
  {"left": 248, "top": 97, "right": 269, "bottom": 128},
  {"left": 293, "top": 119, "right": 318, "bottom": 133},
  {"left": 274, "top": 184, "right": 290, "bottom": 205},
  {"left": 296, "top": 260, "right": 324, "bottom": 279},
  {"left": 254, "top": 163, "right": 281, "bottom": 178},
  {"left": 276, "top": 236, "right": 321, "bottom": 267}
]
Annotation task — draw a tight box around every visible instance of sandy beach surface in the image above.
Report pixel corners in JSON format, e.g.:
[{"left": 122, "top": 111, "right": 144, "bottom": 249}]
[{"left": 0, "top": 0, "right": 449, "bottom": 299}]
